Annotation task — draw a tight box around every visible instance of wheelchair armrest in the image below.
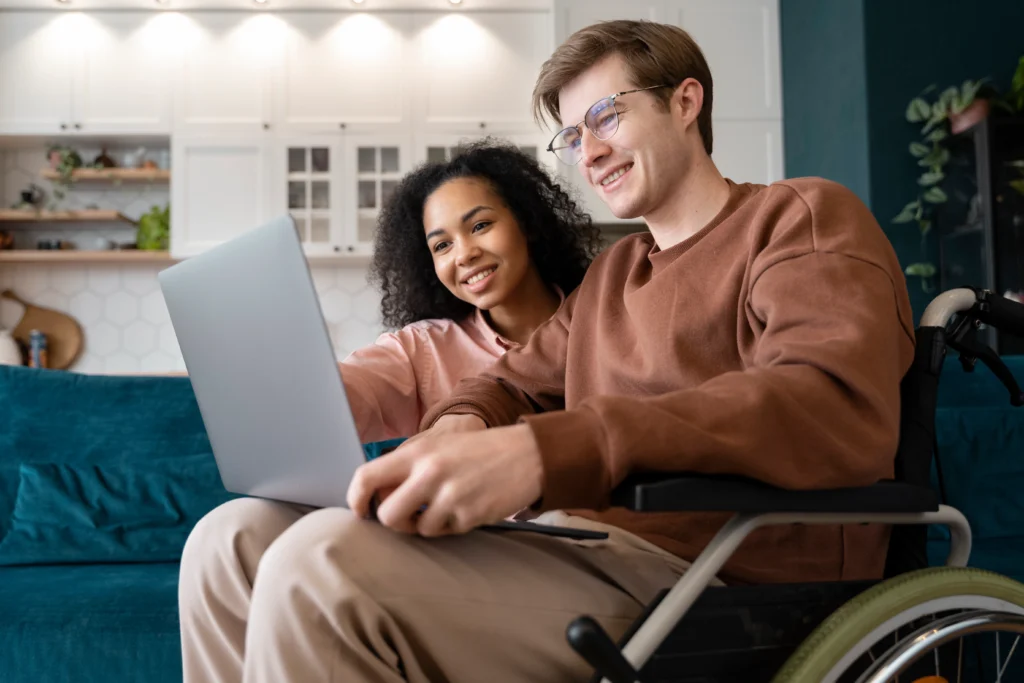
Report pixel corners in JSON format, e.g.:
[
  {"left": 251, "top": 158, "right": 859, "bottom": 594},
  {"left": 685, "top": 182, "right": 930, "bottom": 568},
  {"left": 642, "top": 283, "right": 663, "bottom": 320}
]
[{"left": 609, "top": 473, "right": 939, "bottom": 514}]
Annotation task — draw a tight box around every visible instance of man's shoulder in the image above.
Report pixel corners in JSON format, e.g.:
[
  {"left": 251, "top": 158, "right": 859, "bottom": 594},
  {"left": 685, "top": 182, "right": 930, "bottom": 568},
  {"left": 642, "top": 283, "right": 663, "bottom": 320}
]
[
  {"left": 590, "top": 231, "right": 654, "bottom": 269},
  {"left": 765, "top": 177, "right": 870, "bottom": 217}
]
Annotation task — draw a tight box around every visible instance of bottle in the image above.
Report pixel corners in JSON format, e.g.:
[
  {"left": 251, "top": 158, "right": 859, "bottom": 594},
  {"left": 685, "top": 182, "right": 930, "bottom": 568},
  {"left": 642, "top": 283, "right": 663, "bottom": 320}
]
[{"left": 29, "top": 329, "right": 47, "bottom": 369}]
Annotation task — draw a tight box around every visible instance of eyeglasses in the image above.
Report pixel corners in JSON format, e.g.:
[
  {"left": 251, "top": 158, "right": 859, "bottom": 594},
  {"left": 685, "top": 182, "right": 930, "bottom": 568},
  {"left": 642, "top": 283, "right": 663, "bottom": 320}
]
[{"left": 546, "top": 85, "right": 672, "bottom": 165}]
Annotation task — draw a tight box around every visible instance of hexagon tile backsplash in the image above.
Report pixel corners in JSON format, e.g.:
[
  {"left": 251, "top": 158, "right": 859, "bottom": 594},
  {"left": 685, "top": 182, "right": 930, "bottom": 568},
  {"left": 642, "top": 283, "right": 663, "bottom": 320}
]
[{"left": 0, "top": 263, "right": 384, "bottom": 374}]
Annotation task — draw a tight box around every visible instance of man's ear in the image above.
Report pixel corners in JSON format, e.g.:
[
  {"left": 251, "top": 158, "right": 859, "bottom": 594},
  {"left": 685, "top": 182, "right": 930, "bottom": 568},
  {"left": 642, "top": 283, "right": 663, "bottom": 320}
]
[{"left": 671, "top": 78, "right": 704, "bottom": 127}]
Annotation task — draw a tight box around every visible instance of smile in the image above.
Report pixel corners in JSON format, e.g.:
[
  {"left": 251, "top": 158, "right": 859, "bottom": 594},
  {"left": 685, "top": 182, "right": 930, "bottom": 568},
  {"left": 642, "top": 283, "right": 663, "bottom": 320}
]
[
  {"left": 599, "top": 163, "right": 633, "bottom": 187},
  {"left": 464, "top": 267, "right": 496, "bottom": 285}
]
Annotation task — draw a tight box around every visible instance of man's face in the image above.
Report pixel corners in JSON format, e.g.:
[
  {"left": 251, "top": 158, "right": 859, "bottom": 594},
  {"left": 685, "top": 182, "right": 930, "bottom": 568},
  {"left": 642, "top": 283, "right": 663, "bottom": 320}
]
[{"left": 557, "top": 54, "right": 694, "bottom": 220}]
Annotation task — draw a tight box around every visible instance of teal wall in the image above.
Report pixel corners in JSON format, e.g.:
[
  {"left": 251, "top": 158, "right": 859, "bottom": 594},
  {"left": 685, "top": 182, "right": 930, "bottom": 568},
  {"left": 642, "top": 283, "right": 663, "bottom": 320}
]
[
  {"left": 781, "top": 0, "right": 1024, "bottom": 317},
  {"left": 780, "top": 0, "right": 871, "bottom": 207},
  {"left": 863, "top": 0, "right": 1024, "bottom": 316}
]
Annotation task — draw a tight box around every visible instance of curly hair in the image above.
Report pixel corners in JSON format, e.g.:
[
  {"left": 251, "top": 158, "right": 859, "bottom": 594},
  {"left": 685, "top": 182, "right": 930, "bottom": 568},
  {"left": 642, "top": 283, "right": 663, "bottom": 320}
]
[{"left": 369, "top": 139, "right": 603, "bottom": 330}]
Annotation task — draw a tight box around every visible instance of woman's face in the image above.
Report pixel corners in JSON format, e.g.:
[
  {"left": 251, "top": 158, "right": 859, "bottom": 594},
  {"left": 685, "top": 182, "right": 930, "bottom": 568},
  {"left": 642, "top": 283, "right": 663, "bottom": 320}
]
[{"left": 422, "top": 176, "right": 533, "bottom": 311}]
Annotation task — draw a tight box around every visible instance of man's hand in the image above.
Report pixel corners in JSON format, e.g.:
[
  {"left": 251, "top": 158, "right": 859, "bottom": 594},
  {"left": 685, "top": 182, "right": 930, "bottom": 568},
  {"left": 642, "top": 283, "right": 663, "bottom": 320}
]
[{"left": 347, "top": 422, "right": 544, "bottom": 537}]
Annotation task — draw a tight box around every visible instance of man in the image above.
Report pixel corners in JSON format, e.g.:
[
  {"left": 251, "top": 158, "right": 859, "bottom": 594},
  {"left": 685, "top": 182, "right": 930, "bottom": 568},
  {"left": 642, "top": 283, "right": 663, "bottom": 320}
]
[{"left": 179, "top": 20, "right": 915, "bottom": 683}]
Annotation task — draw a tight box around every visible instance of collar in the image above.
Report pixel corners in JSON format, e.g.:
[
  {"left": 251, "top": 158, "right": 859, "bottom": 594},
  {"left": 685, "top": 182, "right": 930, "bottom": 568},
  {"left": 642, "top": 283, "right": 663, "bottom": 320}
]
[{"left": 474, "top": 285, "right": 566, "bottom": 352}]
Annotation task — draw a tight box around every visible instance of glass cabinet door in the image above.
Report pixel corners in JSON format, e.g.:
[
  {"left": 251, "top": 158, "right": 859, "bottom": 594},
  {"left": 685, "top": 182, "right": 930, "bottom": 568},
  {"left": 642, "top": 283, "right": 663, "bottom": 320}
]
[
  {"left": 345, "top": 136, "right": 410, "bottom": 254},
  {"left": 286, "top": 144, "right": 335, "bottom": 252}
]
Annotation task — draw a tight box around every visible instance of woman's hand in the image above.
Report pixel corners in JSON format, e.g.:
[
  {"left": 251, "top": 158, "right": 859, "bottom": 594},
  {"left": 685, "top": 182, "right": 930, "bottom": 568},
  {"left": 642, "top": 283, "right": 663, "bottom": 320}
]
[{"left": 347, "top": 422, "right": 544, "bottom": 537}]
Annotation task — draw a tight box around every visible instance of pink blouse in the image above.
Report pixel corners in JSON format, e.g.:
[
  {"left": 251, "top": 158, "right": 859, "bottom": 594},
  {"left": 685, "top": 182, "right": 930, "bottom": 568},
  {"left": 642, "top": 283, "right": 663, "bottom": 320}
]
[{"left": 339, "top": 310, "right": 519, "bottom": 443}]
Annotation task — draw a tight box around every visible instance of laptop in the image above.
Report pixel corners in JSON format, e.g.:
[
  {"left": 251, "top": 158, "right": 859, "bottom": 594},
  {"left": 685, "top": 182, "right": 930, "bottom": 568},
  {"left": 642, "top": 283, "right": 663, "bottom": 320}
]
[{"left": 158, "top": 216, "right": 607, "bottom": 539}]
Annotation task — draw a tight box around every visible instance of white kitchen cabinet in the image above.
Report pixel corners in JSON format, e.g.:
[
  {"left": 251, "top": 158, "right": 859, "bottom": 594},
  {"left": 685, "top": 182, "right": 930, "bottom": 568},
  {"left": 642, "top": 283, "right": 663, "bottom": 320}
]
[
  {"left": 75, "top": 12, "right": 174, "bottom": 134},
  {"left": 174, "top": 12, "right": 281, "bottom": 134},
  {"left": 411, "top": 12, "right": 551, "bottom": 132},
  {"left": 278, "top": 13, "right": 412, "bottom": 134},
  {"left": 414, "top": 131, "right": 548, "bottom": 166},
  {"left": 711, "top": 119, "right": 784, "bottom": 187},
  {"left": 665, "top": 0, "right": 782, "bottom": 120},
  {"left": 342, "top": 133, "right": 412, "bottom": 255},
  {"left": 553, "top": 0, "right": 666, "bottom": 44},
  {"left": 0, "top": 12, "right": 172, "bottom": 135},
  {"left": 170, "top": 135, "right": 273, "bottom": 258},
  {"left": 0, "top": 13, "right": 76, "bottom": 134}
]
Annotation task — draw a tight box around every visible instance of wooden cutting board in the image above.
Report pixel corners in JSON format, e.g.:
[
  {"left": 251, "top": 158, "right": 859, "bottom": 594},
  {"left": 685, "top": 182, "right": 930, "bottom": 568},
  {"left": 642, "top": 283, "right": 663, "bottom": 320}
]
[{"left": 1, "top": 289, "right": 83, "bottom": 370}]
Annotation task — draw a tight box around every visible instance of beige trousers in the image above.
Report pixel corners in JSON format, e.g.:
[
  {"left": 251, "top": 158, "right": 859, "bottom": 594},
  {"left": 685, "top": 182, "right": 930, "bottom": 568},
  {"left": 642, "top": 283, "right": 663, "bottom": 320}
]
[{"left": 178, "top": 497, "right": 698, "bottom": 683}]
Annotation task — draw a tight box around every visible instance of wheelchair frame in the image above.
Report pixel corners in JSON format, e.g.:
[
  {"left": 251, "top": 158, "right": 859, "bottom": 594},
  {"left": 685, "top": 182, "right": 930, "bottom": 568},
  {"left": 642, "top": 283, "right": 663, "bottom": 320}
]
[{"left": 567, "top": 287, "right": 1024, "bottom": 683}]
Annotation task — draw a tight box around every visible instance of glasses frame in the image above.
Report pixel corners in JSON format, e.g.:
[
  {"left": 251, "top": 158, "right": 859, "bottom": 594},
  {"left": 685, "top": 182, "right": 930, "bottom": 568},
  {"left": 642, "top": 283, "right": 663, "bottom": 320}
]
[{"left": 546, "top": 84, "right": 673, "bottom": 165}]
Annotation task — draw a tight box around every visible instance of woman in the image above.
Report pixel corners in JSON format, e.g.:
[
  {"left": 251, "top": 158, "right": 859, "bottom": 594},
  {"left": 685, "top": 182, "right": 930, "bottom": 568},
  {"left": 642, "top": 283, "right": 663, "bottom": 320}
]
[{"left": 341, "top": 140, "right": 602, "bottom": 443}]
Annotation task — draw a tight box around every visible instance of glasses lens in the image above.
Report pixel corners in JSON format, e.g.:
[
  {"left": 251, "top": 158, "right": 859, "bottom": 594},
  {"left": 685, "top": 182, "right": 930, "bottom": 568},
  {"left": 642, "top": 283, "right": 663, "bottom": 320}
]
[
  {"left": 550, "top": 127, "right": 582, "bottom": 164},
  {"left": 586, "top": 98, "right": 618, "bottom": 140}
]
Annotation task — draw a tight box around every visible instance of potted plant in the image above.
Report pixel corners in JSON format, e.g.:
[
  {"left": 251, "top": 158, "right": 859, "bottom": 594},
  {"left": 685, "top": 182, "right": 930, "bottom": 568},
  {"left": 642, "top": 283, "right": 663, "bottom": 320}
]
[
  {"left": 893, "top": 78, "right": 988, "bottom": 291},
  {"left": 136, "top": 204, "right": 170, "bottom": 251},
  {"left": 44, "top": 145, "right": 83, "bottom": 210}
]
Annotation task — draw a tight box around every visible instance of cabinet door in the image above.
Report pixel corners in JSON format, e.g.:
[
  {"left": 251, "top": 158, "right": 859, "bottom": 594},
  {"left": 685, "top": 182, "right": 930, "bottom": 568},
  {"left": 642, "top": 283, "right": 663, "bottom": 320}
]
[
  {"left": 415, "top": 131, "right": 547, "bottom": 166},
  {"left": 274, "top": 138, "right": 345, "bottom": 257},
  {"left": 711, "top": 119, "right": 784, "bottom": 187},
  {"left": 171, "top": 135, "right": 272, "bottom": 258},
  {"left": 174, "top": 13, "right": 280, "bottom": 134},
  {"left": 74, "top": 12, "right": 174, "bottom": 134},
  {"left": 0, "top": 12, "right": 75, "bottom": 134},
  {"left": 554, "top": 0, "right": 665, "bottom": 42},
  {"left": 280, "top": 13, "right": 411, "bottom": 133},
  {"left": 665, "top": 0, "right": 782, "bottom": 120},
  {"left": 411, "top": 12, "right": 551, "bottom": 132},
  {"left": 343, "top": 134, "right": 413, "bottom": 255}
]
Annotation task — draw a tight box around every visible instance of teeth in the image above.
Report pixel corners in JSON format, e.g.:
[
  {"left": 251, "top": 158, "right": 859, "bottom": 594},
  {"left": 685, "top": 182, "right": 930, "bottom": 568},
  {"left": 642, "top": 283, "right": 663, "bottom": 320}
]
[
  {"left": 600, "top": 164, "right": 632, "bottom": 186},
  {"left": 466, "top": 268, "right": 495, "bottom": 285}
]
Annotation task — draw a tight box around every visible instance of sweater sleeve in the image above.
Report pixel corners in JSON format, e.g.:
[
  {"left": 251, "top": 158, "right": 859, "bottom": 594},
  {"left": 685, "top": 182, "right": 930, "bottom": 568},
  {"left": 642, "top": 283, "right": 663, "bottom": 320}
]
[
  {"left": 419, "top": 291, "right": 576, "bottom": 430},
  {"left": 340, "top": 331, "right": 423, "bottom": 442},
  {"left": 523, "top": 251, "right": 915, "bottom": 511}
]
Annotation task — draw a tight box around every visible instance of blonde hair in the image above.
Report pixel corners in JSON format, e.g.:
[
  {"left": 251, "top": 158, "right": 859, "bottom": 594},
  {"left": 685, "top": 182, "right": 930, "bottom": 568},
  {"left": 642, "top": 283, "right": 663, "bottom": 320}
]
[{"left": 532, "top": 20, "right": 714, "bottom": 155}]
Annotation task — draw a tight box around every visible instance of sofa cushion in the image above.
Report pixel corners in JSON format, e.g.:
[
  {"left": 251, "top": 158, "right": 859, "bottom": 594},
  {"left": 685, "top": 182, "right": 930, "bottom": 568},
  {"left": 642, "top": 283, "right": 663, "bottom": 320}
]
[
  {"left": 0, "top": 366, "right": 210, "bottom": 539},
  {"left": 0, "top": 563, "right": 182, "bottom": 683},
  {"left": 0, "top": 453, "right": 236, "bottom": 566}
]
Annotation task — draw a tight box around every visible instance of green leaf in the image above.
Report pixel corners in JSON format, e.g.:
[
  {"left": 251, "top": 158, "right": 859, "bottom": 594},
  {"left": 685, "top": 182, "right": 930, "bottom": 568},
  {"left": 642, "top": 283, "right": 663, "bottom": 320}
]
[
  {"left": 919, "top": 147, "right": 951, "bottom": 168},
  {"left": 923, "top": 186, "right": 948, "bottom": 203},
  {"left": 909, "top": 141, "right": 930, "bottom": 157},
  {"left": 950, "top": 93, "right": 967, "bottom": 115},
  {"left": 1010, "top": 179, "right": 1024, "bottom": 196},
  {"left": 925, "top": 128, "right": 948, "bottom": 143},
  {"left": 938, "top": 86, "right": 958, "bottom": 109},
  {"left": 906, "top": 97, "right": 931, "bottom": 122},
  {"left": 892, "top": 199, "right": 921, "bottom": 224},
  {"left": 918, "top": 219, "right": 932, "bottom": 237},
  {"left": 918, "top": 170, "right": 945, "bottom": 186},
  {"left": 905, "top": 262, "right": 937, "bottom": 278}
]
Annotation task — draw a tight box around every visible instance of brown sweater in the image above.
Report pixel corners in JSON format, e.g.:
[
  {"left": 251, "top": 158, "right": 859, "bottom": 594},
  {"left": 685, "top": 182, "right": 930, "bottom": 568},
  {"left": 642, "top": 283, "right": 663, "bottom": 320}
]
[{"left": 422, "top": 178, "right": 916, "bottom": 585}]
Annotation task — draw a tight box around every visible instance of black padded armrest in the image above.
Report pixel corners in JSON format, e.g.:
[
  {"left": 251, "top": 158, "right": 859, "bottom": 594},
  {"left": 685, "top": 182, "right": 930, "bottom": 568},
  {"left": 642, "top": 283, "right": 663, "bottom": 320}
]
[{"left": 609, "top": 474, "right": 939, "bottom": 514}]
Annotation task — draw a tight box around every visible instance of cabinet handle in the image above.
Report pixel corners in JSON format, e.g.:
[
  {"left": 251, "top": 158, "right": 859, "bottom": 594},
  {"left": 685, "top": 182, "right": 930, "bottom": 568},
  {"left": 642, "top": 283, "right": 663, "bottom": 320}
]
[
  {"left": 339, "top": 122, "right": 346, "bottom": 130},
  {"left": 263, "top": 122, "right": 270, "bottom": 130},
  {"left": 346, "top": 245, "right": 354, "bottom": 253},
  {"left": 74, "top": 123, "right": 81, "bottom": 130},
  {"left": 60, "top": 123, "right": 67, "bottom": 130},
  {"left": 479, "top": 121, "right": 486, "bottom": 129},
  {"left": 333, "top": 245, "right": 340, "bottom": 253}
]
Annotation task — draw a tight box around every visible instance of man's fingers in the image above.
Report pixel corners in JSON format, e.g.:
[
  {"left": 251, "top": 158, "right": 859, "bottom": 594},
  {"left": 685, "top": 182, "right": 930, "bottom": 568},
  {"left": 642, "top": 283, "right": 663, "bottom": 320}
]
[
  {"left": 347, "top": 453, "right": 412, "bottom": 517},
  {"left": 416, "top": 484, "right": 461, "bottom": 537},
  {"left": 375, "top": 462, "right": 444, "bottom": 534}
]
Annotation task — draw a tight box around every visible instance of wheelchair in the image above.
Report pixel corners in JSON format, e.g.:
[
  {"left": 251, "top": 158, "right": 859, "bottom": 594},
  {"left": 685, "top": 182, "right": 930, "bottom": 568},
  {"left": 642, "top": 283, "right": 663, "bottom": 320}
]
[{"left": 567, "top": 286, "right": 1024, "bottom": 683}]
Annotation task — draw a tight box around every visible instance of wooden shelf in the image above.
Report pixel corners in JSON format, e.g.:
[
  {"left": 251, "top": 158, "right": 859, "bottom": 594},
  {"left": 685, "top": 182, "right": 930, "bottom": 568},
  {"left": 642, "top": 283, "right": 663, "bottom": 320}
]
[
  {"left": 40, "top": 167, "right": 170, "bottom": 183},
  {"left": 0, "top": 250, "right": 174, "bottom": 264},
  {"left": 0, "top": 209, "right": 136, "bottom": 225}
]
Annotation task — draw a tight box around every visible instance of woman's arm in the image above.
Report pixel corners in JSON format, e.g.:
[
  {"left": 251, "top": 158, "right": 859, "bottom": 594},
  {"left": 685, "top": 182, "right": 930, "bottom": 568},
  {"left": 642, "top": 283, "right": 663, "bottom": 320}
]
[{"left": 340, "top": 331, "right": 424, "bottom": 443}]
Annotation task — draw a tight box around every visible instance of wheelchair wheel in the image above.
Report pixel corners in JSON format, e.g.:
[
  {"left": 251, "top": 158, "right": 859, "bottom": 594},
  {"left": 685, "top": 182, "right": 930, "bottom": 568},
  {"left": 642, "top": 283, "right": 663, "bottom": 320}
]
[{"left": 771, "top": 567, "right": 1024, "bottom": 683}]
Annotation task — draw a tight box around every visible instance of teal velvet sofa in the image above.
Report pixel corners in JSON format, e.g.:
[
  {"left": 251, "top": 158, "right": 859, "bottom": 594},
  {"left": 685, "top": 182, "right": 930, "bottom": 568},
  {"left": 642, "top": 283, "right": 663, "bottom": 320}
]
[{"left": 0, "top": 359, "right": 1022, "bottom": 683}]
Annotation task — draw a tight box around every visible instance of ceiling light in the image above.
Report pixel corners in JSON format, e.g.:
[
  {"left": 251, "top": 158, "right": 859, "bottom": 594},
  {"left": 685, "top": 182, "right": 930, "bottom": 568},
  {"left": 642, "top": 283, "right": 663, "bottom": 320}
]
[
  {"left": 55, "top": 0, "right": 70, "bottom": 4},
  {"left": 352, "top": 0, "right": 366, "bottom": 4},
  {"left": 254, "top": 0, "right": 268, "bottom": 4},
  {"left": 448, "top": 0, "right": 463, "bottom": 4}
]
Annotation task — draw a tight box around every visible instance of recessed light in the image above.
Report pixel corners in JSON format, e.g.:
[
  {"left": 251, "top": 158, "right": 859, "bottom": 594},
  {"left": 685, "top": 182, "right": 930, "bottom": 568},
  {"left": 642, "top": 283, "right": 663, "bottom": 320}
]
[
  {"left": 55, "top": 0, "right": 70, "bottom": 4},
  {"left": 448, "top": 0, "right": 463, "bottom": 4},
  {"left": 254, "top": 0, "right": 268, "bottom": 4},
  {"left": 352, "top": 0, "right": 366, "bottom": 4}
]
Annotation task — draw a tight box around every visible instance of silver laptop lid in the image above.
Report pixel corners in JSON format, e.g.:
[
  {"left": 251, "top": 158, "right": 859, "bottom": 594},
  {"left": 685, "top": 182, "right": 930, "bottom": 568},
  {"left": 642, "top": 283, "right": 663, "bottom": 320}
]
[{"left": 158, "top": 216, "right": 362, "bottom": 508}]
